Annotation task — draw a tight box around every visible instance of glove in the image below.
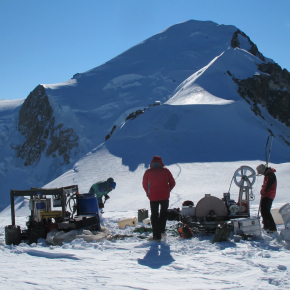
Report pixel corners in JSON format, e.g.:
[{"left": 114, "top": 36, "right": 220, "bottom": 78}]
[{"left": 105, "top": 195, "right": 110, "bottom": 201}]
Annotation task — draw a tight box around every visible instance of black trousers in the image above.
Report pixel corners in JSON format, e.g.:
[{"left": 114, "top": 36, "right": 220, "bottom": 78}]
[
  {"left": 260, "top": 197, "right": 276, "bottom": 231},
  {"left": 150, "top": 200, "right": 169, "bottom": 239}
]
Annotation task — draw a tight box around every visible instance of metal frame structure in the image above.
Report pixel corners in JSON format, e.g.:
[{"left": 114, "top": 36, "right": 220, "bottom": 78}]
[
  {"left": 233, "top": 166, "right": 256, "bottom": 217},
  {"left": 179, "top": 166, "right": 257, "bottom": 234},
  {"left": 10, "top": 185, "right": 79, "bottom": 226}
]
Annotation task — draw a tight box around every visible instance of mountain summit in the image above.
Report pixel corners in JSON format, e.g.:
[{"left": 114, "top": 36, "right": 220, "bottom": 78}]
[{"left": 0, "top": 20, "right": 290, "bottom": 211}]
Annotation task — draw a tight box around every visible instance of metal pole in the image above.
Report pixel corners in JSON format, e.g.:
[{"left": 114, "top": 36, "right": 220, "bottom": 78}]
[
  {"left": 10, "top": 190, "right": 15, "bottom": 226},
  {"left": 266, "top": 135, "right": 273, "bottom": 167},
  {"left": 61, "top": 190, "right": 66, "bottom": 220}
]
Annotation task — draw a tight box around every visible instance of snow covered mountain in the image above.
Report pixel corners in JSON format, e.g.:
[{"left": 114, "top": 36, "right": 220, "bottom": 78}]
[{"left": 1, "top": 20, "right": 290, "bottom": 211}]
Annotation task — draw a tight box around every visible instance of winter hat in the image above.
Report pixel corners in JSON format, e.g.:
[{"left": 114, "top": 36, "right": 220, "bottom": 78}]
[
  {"left": 107, "top": 177, "right": 114, "bottom": 184},
  {"left": 256, "top": 164, "right": 266, "bottom": 175},
  {"left": 150, "top": 155, "right": 165, "bottom": 167},
  {"left": 106, "top": 177, "right": 114, "bottom": 188},
  {"left": 110, "top": 182, "right": 116, "bottom": 189}
]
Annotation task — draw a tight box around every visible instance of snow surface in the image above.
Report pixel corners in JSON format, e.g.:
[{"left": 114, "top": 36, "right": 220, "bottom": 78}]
[{"left": 1, "top": 160, "right": 290, "bottom": 290}]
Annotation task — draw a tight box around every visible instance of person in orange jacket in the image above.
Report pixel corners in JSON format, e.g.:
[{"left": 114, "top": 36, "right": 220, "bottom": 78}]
[
  {"left": 143, "top": 156, "right": 176, "bottom": 240},
  {"left": 256, "top": 164, "right": 277, "bottom": 233}
]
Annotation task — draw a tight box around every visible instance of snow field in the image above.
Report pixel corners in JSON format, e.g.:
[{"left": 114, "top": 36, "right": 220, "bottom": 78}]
[{"left": 1, "top": 209, "right": 290, "bottom": 290}]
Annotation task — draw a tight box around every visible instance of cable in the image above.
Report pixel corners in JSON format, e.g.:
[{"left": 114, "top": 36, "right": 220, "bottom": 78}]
[
  {"left": 67, "top": 194, "right": 77, "bottom": 217},
  {"left": 227, "top": 175, "right": 235, "bottom": 193}
]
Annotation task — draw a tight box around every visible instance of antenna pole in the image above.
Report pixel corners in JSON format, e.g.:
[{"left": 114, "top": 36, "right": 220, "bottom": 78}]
[{"left": 266, "top": 135, "right": 273, "bottom": 167}]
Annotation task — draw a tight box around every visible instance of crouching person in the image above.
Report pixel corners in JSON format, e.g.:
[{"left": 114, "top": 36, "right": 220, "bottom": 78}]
[
  {"left": 89, "top": 177, "right": 116, "bottom": 209},
  {"left": 143, "top": 156, "right": 175, "bottom": 240}
]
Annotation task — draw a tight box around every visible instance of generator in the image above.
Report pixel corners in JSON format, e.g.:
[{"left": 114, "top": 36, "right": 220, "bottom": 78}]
[
  {"left": 179, "top": 166, "right": 260, "bottom": 236},
  {"left": 5, "top": 185, "right": 101, "bottom": 245}
]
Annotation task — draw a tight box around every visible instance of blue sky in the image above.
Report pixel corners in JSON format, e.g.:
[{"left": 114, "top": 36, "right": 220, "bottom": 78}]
[{"left": 1, "top": 0, "right": 290, "bottom": 100}]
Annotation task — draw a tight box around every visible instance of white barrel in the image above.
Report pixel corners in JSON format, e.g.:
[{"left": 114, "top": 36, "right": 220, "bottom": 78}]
[
  {"left": 118, "top": 217, "right": 137, "bottom": 229},
  {"left": 279, "top": 203, "right": 290, "bottom": 228},
  {"left": 271, "top": 208, "right": 283, "bottom": 225}
]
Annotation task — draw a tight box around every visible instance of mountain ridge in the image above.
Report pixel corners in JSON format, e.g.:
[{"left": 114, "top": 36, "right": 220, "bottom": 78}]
[{"left": 0, "top": 19, "right": 290, "bottom": 211}]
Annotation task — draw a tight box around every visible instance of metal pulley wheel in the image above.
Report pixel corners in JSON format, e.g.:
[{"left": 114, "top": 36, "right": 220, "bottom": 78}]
[{"left": 233, "top": 166, "right": 256, "bottom": 188}]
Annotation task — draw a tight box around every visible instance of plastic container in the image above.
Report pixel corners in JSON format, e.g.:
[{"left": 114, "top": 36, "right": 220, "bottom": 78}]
[
  {"left": 118, "top": 217, "right": 137, "bottom": 228},
  {"left": 78, "top": 193, "right": 100, "bottom": 217},
  {"left": 279, "top": 203, "right": 290, "bottom": 228},
  {"left": 5, "top": 225, "right": 21, "bottom": 245},
  {"left": 271, "top": 208, "right": 284, "bottom": 225},
  {"left": 77, "top": 193, "right": 100, "bottom": 230},
  {"left": 138, "top": 209, "right": 148, "bottom": 222}
]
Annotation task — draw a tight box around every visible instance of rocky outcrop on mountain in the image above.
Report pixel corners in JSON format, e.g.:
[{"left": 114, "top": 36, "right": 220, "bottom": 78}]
[
  {"left": 46, "top": 124, "right": 79, "bottom": 165},
  {"left": 233, "top": 63, "right": 290, "bottom": 127},
  {"left": 105, "top": 125, "right": 117, "bottom": 141},
  {"left": 13, "top": 85, "right": 79, "bottom": 166},
  {"left": 231, "top": 29, "right": 265, "bottom": 61},
  {"left": 125, "top": 109, "right": 145, "bottom": 121}
]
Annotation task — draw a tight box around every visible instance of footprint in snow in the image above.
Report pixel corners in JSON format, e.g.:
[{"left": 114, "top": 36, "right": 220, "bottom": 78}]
[{"left": 277, "top": 265, "right": 287, "bottom": 271}]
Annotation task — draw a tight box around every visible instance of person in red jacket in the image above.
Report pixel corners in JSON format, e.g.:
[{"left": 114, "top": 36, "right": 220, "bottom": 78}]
[
  {"left": 143, "top": 156, "right": 176, "bottom": 240},
  {"left": 256, "top": 164, "right": 277, "bottom": 232}
]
